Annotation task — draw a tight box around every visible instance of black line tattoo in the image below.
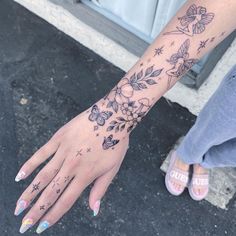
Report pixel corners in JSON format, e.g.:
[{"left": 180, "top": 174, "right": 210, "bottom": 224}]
[
  {"left": 170, "top": 41, "right": 175, "bottom": 47},
  {"left": 40, "top": 205, "right": 45, "bottom": 210},
  {"left": 166, "top": 39, "right": 198, "bottom": 89},
  {"left": 31, "top": 182, "right": 40, "bottom": 193},
  {"left": 197, "top": 39, "right": 209, "bottom": 53},
  {"left": 220, "top": 31, "right": 226, "bottom": 37},
  {"left": 164, "top": 4, "right": 214, "bottom": 36},
  {"left": 107, "top": 98, "right": 150, "bottom": 133},
  {"left": 102, "top": 135, "right": 119, "bottom": 150},
  {"left": 154, "top": 46, "right": 164, "bottom": 56},
  {"left": 52, "top": 177, "right": 60, "bottom": 189},
  {"left": 210, "top": 36, "right": 215, "bottom": 43},
  {"left": 76, "top": 149, "right": 83, "bottom": 157},
  {"left": 140, "top": 62, "right": 144, "bottom": 67},
  {"left": 64, "top": 176, "right": 70, "bottom": 183},
  {"left": 88, "top": 104, "right": 113, "bottom": 129},
  {"left": 105, "top": 66, "right": 163, "bottom": 113},
  {"left": 96, "top": 133, "right": 99, "bottom": 137}
]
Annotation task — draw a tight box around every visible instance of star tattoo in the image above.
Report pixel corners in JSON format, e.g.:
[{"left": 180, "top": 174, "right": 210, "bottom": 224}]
[
  {"left": 86, "top": 148, "right": 91, "bottom": 153},
  {"left": 64, "top": 176, "right": 70, "bottom": 183},
  {"left": 76, "top": 149, "right": 83, "bottom": 157},
  {"left": 40, "top": 205, "right": 45, "bottom": 210},
  {"left": 154, "top": 46, "right": 164, "bottom": 56},
  {"left": 31, "top": 182, "right": 40, "bottom": 193},
  {"left": 197, "top": 39, "right": 209, "bottom": 53}
]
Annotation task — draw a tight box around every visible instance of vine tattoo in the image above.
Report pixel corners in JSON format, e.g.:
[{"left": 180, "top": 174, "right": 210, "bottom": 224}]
[
  {"left": 164, "top": 4, "right": 214, "bottom": 36},
  {"left": 107, "top": 98, "right": 150, "bottom": 133},
  {"left": 166, "top": 39, "right": 198, "bottom": 89},
  {"left": 104, "top": 66, "right": 162, "bottom": 113}
]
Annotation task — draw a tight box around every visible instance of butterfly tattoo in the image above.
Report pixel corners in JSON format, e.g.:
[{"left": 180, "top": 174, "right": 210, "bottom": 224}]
[
  {"left": 166, "top": 39, "right": 198, "bottom": 89},
  {"left": 102, "top": 135, "right": 120, "bottom": 150},
  {"left": 89, "top": 104, "right": 113, "bottom": 126}
]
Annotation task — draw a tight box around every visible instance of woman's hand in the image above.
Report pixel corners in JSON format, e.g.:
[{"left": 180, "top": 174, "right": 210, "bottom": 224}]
[{"left": 14, "top": 101, "right": 129, "bottom": 234}]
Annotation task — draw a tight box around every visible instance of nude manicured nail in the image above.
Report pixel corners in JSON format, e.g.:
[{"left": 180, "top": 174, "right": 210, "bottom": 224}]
[
  {"left": 93, "top": 200, "right": 101, "bottom": 216},
  {"left": 19, "top": 218, "right": 34, "bottom": 234},
  {"left": 15, "top": 171, "right": 26, "bottom": 182},
  {"left": 36, "top": 221, "right": 50, "bottom": 234},
  {"left": 14, "top": 200, "right": 28, "bottom": 216}
]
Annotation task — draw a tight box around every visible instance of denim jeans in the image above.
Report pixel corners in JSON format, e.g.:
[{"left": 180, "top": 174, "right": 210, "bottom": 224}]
[{"left": 176, "top": 64, "right": 236, "bottom": 169}]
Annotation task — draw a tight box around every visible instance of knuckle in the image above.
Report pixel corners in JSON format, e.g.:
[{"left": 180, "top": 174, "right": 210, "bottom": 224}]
[{"left": 37, "top": 170, "right": 51, "bottom": 183}]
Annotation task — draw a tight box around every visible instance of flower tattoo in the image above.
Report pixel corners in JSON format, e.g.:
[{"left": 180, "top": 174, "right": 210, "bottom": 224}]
[{"left": 105, "top": 66, "right": 163, "bottom": 113}]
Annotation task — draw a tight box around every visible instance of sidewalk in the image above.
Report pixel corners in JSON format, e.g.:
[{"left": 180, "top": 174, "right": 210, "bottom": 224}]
[{"left": 0, "top": 1, "right": 235, "bottom": 235}]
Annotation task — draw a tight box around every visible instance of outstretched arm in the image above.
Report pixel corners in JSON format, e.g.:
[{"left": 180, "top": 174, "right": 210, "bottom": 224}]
[{"left": 15, "top": 0, "right": 236, "bottom": 234}]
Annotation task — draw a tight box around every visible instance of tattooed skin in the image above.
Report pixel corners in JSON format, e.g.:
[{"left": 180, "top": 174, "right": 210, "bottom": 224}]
[
  {"left": 102, "top": 135, "right": 119, "bottom": 150},
  {"left": 164, "top": 4, "right": 214, "bottom": 36},
  {"left": 104, "top": 66, "right": 163, "bottom": 113},
  {"left": 40, "top": 205, "right": 45, "bottom": 210},
  {"left": 89, "top": 104, "right": 113, "bottom": 131},
  {"left": 197, "top": 39, "right": 209, "bottom": 53},
  {"left": 31, "top": 182, "right": 40, "bottom": 193},
  {"left": 107, "top": 98, "right": 151, "bottom": 133},
  {"left": 76, "top": 149, "right": 83, "bottom": 157},
  {"left": 154, "top": 46, "right": 164, "bottom": 56},
  {"left": 52, "top": 177, "right": 60, "bottom": 189},
  {"left": 166, "top": 39, "right": 198, "bottom": 89}
]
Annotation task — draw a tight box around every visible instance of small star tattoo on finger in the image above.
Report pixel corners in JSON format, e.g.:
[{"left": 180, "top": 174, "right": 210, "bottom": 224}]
[
  {"left": 56, "top": 189, "right": 61, "bottom": 194},
  {"left": 64, "top": 176, "right": 70, "bottom": 183},
  {"left": 154, "top": 46, "right": 164, "bottom": 56},
  {"left": 86, "top": 148, "right": 91, "bottom": 153},
  {"left": 40, "top": 205, "right": 45, "bottom": 210},
  {"left": 31, "top": 182, "right": 40, "bottom": 193},
  {"left": 76, "top": 149, "right": 83, "bottom": 157}
]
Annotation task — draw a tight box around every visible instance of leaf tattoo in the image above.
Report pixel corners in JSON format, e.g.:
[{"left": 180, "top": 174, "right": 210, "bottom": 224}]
[
  {"left": 164, "top": 4, "right": 214, "bottom": 36},
  {"left": 105, "top": 66, "right": 163, "bottom": 113}
]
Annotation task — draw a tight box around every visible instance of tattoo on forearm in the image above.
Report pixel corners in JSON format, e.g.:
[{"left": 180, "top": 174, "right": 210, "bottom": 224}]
[
  {"left": 104, "top": 66, "right": 162, "bottom": 113},
  {"left": 166, "top": 39, "right": 198, "bottom": 89},
  {"left": 107, "top": 98, "right": 150, "bottom": 133},
  {"left": 197, "top": 39, "right": 209, "bottom": 54},
  {"left": 154, "top": 46, "right": 164, "bottom": 56},
  {"left": 164, "top": 4, "right": 214, "bottom": 37}
]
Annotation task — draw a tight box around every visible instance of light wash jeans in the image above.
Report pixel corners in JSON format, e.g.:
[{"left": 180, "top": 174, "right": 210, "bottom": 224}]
[{"left": 176, "top": 64, "right": 236, "bottom": 169}]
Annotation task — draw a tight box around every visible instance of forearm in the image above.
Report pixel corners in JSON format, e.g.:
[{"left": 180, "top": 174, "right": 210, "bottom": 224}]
[{"left": 89, "top": 0, "right": 236, "bottom": 145}]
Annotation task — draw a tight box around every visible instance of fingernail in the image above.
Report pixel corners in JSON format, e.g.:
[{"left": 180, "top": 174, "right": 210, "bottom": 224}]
[
  {"left": 93, "top": 200, "right": 100, "bottom": 216},
  {"left": 19, "top": 218, "right": 34, "bottom": 234},
  {"left": 15, "top": 200, "right": 28, "bottom": 216},
  {"left": 15, "top": 171, "right": 26, "bottom": 182},
  {"left": 36, "top": 221, "right": 50, "bottom": 234}
]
